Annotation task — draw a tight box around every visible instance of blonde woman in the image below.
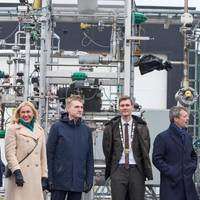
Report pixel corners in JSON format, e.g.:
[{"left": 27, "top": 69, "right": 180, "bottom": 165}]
[{"left": 5, "top": 101, "right": 48, "bottom": 200}]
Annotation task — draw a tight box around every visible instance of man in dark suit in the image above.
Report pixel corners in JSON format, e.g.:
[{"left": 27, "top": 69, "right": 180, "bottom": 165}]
[
  {"left": 152, "top": 106, "right": 198, "bottom": 200},
  {"left": 103, "top": 95, "right": 153, "bottom": 200}
]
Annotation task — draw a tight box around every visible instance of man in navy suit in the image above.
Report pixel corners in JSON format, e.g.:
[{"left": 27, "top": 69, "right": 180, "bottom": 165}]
[{"left": 152, "top": 106, "right": 198, "bottom": 200}]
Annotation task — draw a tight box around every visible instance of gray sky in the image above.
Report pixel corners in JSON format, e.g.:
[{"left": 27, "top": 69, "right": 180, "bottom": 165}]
[
  {"left": 0, "top": 0, "right": 199, "bottom": 10},
  {"left": 135, "top": 0, "right": 199, "bottom": 10}
]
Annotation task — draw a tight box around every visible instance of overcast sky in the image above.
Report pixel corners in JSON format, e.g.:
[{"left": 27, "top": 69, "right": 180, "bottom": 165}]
[
  {"left": 135, "top": 0, "right": 200, "bottom": 10},
  {"left": 0, "top": 0, "right": 199, "bottom": 11}
]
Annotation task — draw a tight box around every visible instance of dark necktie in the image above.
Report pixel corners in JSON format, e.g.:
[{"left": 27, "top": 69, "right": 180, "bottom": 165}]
[
  {"left": 181, "top": 132, "right": 185, "bottom": 144},
  {"left": 180, "top": 129, "right": 186, "bottom": 144},
  {"left": 124, "top": 123, "right": 129, "bottom": 169}
]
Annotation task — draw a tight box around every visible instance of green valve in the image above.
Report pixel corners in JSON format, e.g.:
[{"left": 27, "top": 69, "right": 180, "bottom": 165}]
[
  {"left": 0, "top": 130, "right": 5, "bottom": 139},
  {"left": 71, "top": 72, "right": 87, "bottom": 81},
  {"left": 132, "top": 12, "right": 148, "bottom": 24}
]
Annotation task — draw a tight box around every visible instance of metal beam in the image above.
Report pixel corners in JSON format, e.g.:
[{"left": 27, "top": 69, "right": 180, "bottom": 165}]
[
  {"left": 46, "top": 70, "right": 124, "bottom": 79},
  {"left": 47, "top": 77, "right": 124, "bottom": 86},
  {"left": 0, "top": 5, "right": 199, "bottom": 24}
]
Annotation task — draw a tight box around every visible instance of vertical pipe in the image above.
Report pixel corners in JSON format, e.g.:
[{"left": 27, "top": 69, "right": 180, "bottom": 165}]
[
  {"left": 124, "top": 0, "right": 132, "bottom": 96},
  {"left": 39, "top": 16, "right": 47, "bottom": 122},
  {"left": 130, "top": 0, "right": 135, "bottom": 98},
  {"left": 13, "top": 58, "right": 17, "bottom": 86},
  {"left": 194, "top": 39, "right": 198, "bottom": 138},
  {"left": 13, "top": 31, "right": 25, "bottom": 87},
  {"left": 184, "top": 0, "right": 188, "bottom": 13},
  {"left": 110, "top": 16, "right": 117, "bottom": 59},
  {"left": 24, "top": 31, "right": 31, "bottom": 100},
  {"left": 183, "top": 0, "right": 189, "bottom": 88},
  {"left": 39, "top": 0, "right": 52, "bottom": 124},
  {"left": 183, "top": 35, "right": 189, "bottom": 87},
  {"left": 196, "top": 34, "right": 200, "bottom": 138}
]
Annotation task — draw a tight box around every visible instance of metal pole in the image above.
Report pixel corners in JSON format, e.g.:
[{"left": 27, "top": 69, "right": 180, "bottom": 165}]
[
  {"left": 183, "top": 0, "right": 189, "bottom": 88},
  {"left": 184, "top": 0, "right": 188, "bottom": 13},
  {"left": 124, "top": 0, "right": 132, "bottom": 95},
  {"left": 24, "top": 31, "right": 31, "bottom": 100},
  {"left": 130, "top": 0, "right": 135, "bottom": 99},
  {"left": 110, "top": 16, "right": 117, "bottom": 59},
  {"left": 39, "top": 0, "right": 49, "bottom": 122},
  {"left": 195, "top": 34, "right": 200, "bottom": 138},
  {"left": 39, "top": 20, "right": 47, "bottom": 123}
]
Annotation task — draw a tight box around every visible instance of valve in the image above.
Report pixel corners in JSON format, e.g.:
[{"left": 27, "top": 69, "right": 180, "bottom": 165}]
[
  {"left": 175, "top": 87, "right": 198, "bottom": 107},
  {"left": 80, "top": 23, "right": 91, "bottom": 30}
]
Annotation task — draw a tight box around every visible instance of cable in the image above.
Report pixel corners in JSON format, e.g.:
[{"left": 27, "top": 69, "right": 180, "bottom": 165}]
[
  {"left": 102, "top": 87, "right": 115, "bottom": 106},
  {"left": 3, "top": 25, "right": 19, "bottom": 41},
  {"left": 81, "top": 32, "right": 92, "bottom": 47},
  {"left": 84, "top": 89, "right": 99, "bottom": 101},
  {"left": 81, "top": 32, "right": 110, "bottom": 48}
]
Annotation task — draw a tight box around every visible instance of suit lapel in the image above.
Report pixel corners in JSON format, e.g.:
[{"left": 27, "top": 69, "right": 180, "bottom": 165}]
[{"left": 113, "top": 119, "right": 123, "bottom": 153}]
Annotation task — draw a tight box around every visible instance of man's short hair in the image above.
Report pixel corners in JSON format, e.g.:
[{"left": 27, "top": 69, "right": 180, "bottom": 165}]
[
  {"left": 119, "top": 95, "right": 134, "bottom": 106},
  {"left": 66, "top": 95, "right": 84, "bottom": 107},
  {"left": 169, "top": 106, "right": 188, "bottom": 123}
]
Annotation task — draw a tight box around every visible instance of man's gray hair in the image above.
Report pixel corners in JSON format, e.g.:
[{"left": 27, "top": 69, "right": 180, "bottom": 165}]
[{"left": 169, "top": 106, "right": 188, "bottom": 123}]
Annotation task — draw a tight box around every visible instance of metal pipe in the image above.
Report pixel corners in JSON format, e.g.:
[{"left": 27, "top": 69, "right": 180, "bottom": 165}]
[
  {"left": 39, "top": 16, "right": 48, "bottom": 122},
  {"left": 13, "top": 31, "right": 24, "bottom": 87},
  {"left": 123, "top": 0, "right": 132, "bottom": 96},
  {"left": 15, "top": 31, "right": 25, "bottom": 46},
  {"left": 46, "top": 63, "right": 119, "bottom": 67},
  {"left": 170, "top": 61, "right": 184, "bottom": 65},
  {"left": 110, "top": 16, "right": 117, "bottom": 59},
  {"left": 24, "top": 31, "right": 31, "bottom": 100},
  {"left": 116, "top": 26, "right": 122, "bottom": 98},
  {"left": 53, "top": 33, "right": 60, "bottom": 52},
  {"left": 0, "top": 85, "right": 24, "bottom": 88},
  {"left": 39, "top": 0, "right": 52, "bottom": 125},
  {"left": 130, "top": 0, "right": 135, "bottom": 98},
  {"left": 184, "top": 0, "right": 188, "bottom": 13},
  {"left": 193, "top": 38, "right": 198, "bottom": 138},
  {"left": 182, "top": 0, "right": 189, "bottom": 87}
]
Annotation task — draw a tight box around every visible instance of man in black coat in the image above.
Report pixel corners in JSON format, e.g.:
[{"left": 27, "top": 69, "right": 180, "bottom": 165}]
[
  {"left": 47, "top": 95, "right": 94, "bottom": 200},
  {"left": 103, "top": 95, "right": 153, "bottom": 200},
  {"left": 152, "top": 106, "right": 198, "bottom": 200}
]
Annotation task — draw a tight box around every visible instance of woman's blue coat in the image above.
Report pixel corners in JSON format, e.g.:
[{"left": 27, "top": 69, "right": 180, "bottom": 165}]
[
  {"left": 152, "top": 124, "right": 198, "bottom": 200},
  {"left": 47, "top": 113, "right": 94, "bottom": 192}
]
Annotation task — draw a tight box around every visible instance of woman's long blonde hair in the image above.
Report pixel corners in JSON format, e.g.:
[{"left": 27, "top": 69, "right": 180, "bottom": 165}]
[{"left": 11, "top": 101, "right": 38, "bottom": 124}]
